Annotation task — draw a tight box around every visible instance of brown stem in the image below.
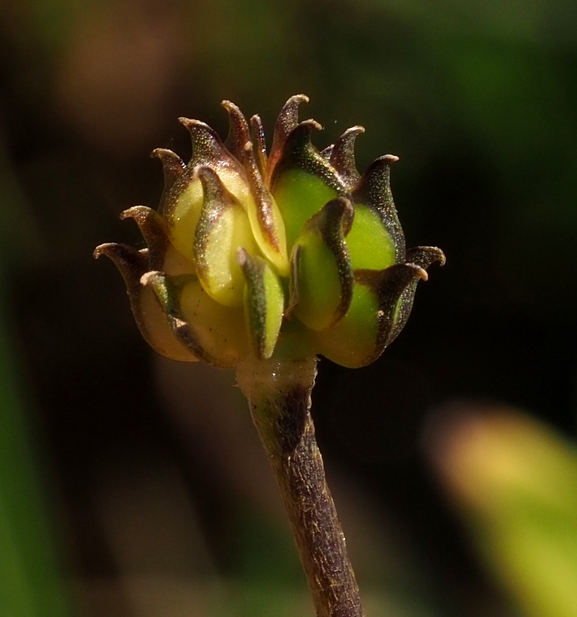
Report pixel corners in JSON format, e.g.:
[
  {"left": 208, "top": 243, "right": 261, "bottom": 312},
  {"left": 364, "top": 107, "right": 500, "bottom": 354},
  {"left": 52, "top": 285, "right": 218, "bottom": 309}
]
[{"left": 237, "top": 355, "right": 364, "bottom": 617}]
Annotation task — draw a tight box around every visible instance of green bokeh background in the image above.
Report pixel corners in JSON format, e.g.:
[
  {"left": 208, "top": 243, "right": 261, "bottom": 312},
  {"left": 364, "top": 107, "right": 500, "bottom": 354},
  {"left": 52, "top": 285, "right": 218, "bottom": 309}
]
[{"left": 1, "top": 0, "right": 576, "bottom": 615}]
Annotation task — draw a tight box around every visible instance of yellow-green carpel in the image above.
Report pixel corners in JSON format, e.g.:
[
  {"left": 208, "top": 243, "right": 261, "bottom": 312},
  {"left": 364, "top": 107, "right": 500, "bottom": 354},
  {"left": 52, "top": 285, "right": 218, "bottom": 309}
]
[{"left": 95, "top": 94, "right": 444, "bottom": 369}]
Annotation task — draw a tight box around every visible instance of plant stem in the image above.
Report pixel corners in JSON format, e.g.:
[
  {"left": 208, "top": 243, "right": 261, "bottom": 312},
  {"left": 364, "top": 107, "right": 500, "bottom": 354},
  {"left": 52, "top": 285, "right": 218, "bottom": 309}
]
[{"left": 237, "top": 354, "right": 365, "bottom": 617}]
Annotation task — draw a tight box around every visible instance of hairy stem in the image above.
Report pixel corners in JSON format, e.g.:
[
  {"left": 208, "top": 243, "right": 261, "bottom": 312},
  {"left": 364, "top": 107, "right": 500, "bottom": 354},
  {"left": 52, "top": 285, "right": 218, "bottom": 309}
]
[{"left": 237, "top": 354, "right": 364, "bottom": 617}]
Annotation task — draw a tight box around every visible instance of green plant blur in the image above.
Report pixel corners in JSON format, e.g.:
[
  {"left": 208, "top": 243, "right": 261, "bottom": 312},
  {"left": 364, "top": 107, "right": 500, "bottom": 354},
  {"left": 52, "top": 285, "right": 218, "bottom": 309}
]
[{"left": 0, "top": 164, "right": 70, "bottom": 615}]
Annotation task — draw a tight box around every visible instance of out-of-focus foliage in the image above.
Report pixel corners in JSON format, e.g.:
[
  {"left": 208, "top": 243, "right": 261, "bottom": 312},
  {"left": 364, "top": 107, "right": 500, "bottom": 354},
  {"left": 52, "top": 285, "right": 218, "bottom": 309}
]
[
  {"left": 0, "top": 165, "right": 70, "bottom": 615},
  {"left": 429, "top": 407, "right": 577, "bottom": 617}
]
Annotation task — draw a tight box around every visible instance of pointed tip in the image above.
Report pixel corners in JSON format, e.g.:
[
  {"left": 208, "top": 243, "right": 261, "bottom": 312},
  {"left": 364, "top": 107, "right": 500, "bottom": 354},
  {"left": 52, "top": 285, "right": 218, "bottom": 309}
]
[
  {"left": 250, "top": 114, "right": 266, "bottom": 139},
  {"left": 93, "top": 242, "right": 149, "bottom": 284},
  {"left": 140, "top": 270, "right": 161, "bottom": 287},
  {"left": 302, "top": 118, "right": 323, "bottom": 132},
  {"left": 301, "top": 196, "right": 354, "bottom": 239},
  {"left": 150, "top": 148, "right": 185, "bottom": 177},
  {"left": 94, "top": 241, "right": 136, "bottom": 261},
  {"left": 150, "top": 149, "right": 185, "bottom": 213},
  {"left": 416, "top": 266, "right": 429, "bottom": 282},
  {"left": 329, "top": 126, "right": 366, "bottom": 189},
  {"left": 285, "top": 93, "right": 309, "bottom": 106},
  {"left": 249, "top": 114, "right": 268, "bottom": 175},
  {"left": 178, "top": 117, "right": 239, "bottom": 170},
  {"left": 178, "top": 116, "right": 199, "bottom": 129},
  {"left": 150, "top": 147, "right": 184, "bottom": 164},
  {"left": 406, "top": 246, "right": 446, "bottom": 269},
  {"left": 222, "top": 100, "right": 252, "bottom": 163},
  {"left": 178, "top": 117, "right": 221, "bottom": 139},
  {"left": 268, "top": 94, "right": 312, "bottom": 182},
  {"left": 354, "top": 154, "right": 399, "bottom": 198},
  {"left": 93, "top": 243, "right": 110, "bottom": 259},
  {"left": 278, "top": 95, "right": 310, "bottom": 125},
  {"left": 269, "top": 116, "right": 349, "bottom": 204},
  {"left": 195, "top": 164, "right": 233, "bottom": 204},
  {"left": 280, "top": 119, "right": 324, "bottom": 153},
  {"left": 323, "top": 196, "right": 354, "bottom": 228},
  {"left": 119, "top": 206, "right": 171, "bottom": 270},
  {"left": 194, "top": 163, "right": 218, "bottom": 182},
  {"left": 344, "top": 125, "right": 365, "bottom": 137},
  {"left": 236, "top": 246, "right": 249, "bottom": 267},
  {"left": 221, "top": 99, "right": 248, "bottom": 123},
  {"left": 351, "top": 152, "right": 406, "bottom": 262},
  {"left": 366, "top": 154, "right": 400, "bottom": 169},
  {"left": 119, "top": 205, "right": 151, "bottom": 222}
]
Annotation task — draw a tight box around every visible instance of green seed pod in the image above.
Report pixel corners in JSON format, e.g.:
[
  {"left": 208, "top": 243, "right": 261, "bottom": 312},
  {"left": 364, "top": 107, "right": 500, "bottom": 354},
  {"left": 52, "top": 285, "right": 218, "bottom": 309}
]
[
  {"left": 238, "top": 248, "right": 285, "bottom": 360},
  {"left": 95, "top": 95, "right": 444, "bottom": 368},
  {"left": 290, "top": 197, "right": 354, "bottom": 331}
]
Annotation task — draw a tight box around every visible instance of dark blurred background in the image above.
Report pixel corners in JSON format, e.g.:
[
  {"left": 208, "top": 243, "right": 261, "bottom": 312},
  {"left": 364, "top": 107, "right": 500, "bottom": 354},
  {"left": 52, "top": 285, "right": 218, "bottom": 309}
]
[{"left": 1, "top": 0, "right": 576, "bottom": 616}]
